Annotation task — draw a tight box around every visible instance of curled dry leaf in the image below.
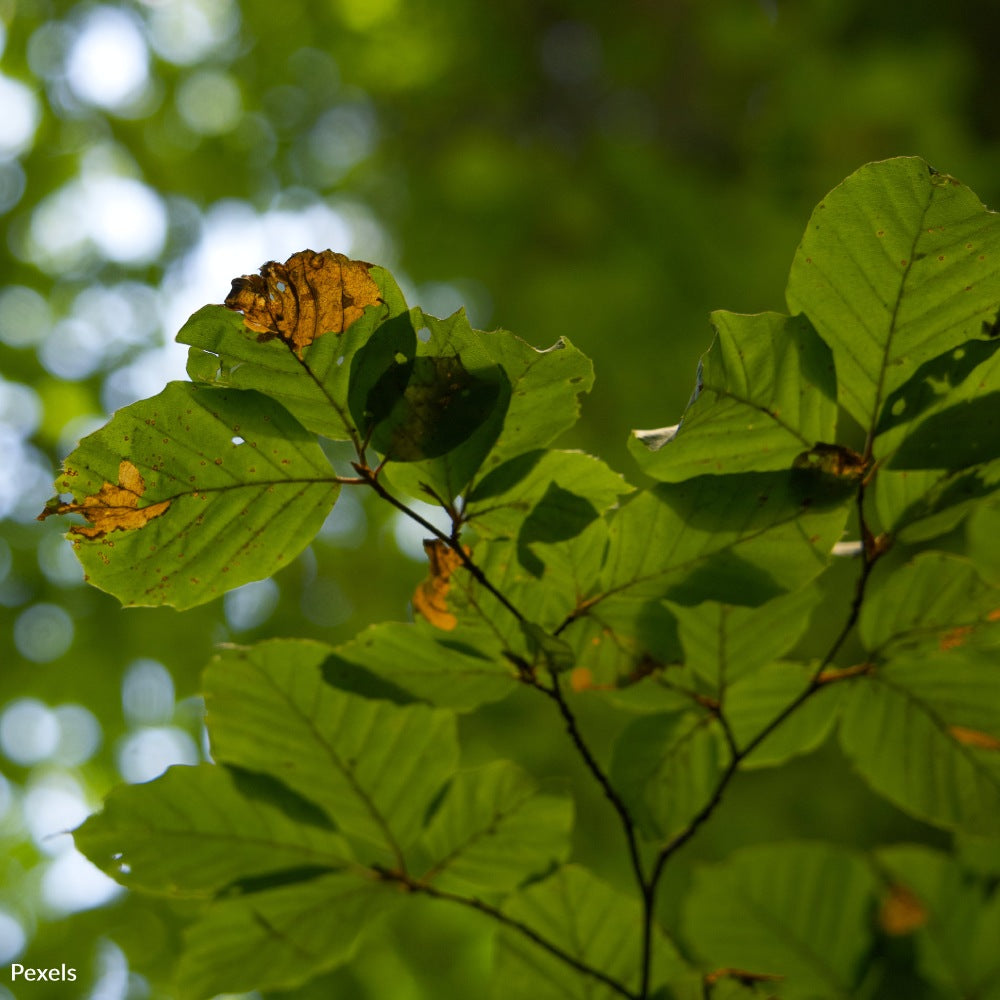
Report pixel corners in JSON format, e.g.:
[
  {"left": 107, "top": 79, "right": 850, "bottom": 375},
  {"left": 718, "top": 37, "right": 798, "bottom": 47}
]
[
  {"left": 38, "top": 460, "right": 171, "bottom": 540},
  {"left": 412, "top": 539, "right": 466, "bottom": 631},
  {"left": 225, "top": 249, "right": 381, "bottom": 359}
]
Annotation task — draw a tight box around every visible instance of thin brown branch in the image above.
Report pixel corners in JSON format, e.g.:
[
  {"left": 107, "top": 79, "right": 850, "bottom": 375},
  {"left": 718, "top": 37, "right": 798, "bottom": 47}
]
[{"left": 373, "top": 866, "right": 639, "bottom": 1000}]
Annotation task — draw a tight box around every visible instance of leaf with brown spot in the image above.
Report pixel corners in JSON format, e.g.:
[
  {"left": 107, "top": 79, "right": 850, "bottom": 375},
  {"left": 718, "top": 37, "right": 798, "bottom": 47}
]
[
  {"left": 38, "top": 459, "right": 171, "bottom": 539},
  {"left": 879, "top": 883, "right": 928, "bottom": 936},
  {"left": 39, "top": 383, "right": 339, "bottom": 610},
  {"left": 412, "top": 539, "right": 466, "bottom": 631},
  {"left": 225, "top": 249, "right": 381, "bottom": 359},
  {"left": 949, "top": 725, "right": 1000, "bottom": 750}
]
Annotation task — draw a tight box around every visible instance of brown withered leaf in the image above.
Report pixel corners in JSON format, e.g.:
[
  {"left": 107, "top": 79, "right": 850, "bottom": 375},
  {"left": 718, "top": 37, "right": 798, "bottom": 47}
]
[
  {"left": 412, "top": 539, "right": 467, "bottom": 631},
  {"left": 879, "top": 883, "right": 928, "bottom": 936},
  {"left": 225, "top": 249, "right": 381, "bottom": 359},
  {"left": 949, "top": 725, "right": 1000, "bottom": 750},
  {"left": 39, "top": 460, "right": 171, "bottom": 539}
]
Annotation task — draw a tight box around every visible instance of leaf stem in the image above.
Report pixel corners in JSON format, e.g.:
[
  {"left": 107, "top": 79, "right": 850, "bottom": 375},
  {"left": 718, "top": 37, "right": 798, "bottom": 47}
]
[
  {"left": 635, "top": 477, "right": 885, "bottom": 996},
  {"left": 351, "top": 461, "right": 527, "bottom": 623},
  {"left": 373, "top": 866, "right": 640, "bottom": 1000},
  {"left": 541, "top": 673, "right": 647, "bottom": 888}
]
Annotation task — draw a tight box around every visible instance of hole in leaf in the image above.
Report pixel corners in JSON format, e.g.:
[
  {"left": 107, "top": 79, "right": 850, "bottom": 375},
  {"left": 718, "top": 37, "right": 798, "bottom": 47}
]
[
  {"left": 336, "top": 355, "right": 345, "bottom": 367},
  {"left": 417, "top": 326, "right": 431, "bottom": 343},
  {"left": 231, "top": 435, "right": 245, "bottom": 445}
]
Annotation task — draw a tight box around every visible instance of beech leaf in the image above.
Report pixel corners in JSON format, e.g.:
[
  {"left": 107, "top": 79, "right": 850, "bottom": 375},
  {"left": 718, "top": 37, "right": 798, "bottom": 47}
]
[{"left": 225, "top": 249, "right": 381, "bottom": 359}]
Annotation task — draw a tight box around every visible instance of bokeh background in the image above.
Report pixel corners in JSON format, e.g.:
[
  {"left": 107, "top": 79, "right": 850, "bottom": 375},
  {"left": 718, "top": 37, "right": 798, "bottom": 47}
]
[{"left": 1, "top": 1, "right": 998, "bottom": 997}]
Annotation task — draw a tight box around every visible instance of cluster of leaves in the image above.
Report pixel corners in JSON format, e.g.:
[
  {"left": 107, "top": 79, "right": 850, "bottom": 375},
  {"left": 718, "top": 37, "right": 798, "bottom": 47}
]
[{"left": 42, "top": 158, "right": 1000, "bottom": 999}]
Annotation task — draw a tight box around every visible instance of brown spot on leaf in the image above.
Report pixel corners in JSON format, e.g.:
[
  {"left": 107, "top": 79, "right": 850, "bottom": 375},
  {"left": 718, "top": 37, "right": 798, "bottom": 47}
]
[
  {"left": 412, "top": 539, "right": 466, "bottom": 631},
  {"left": 949, "top": 725, "right": 1000, "bottom": 750},
  {"left": 224, "top": 249, "right": 381, "bottom": 359},
  {"left": 570, "top": 667, "right": 593, "bottom": 692},
  {"left": 38, "top": 460, "right": 171, "bottom": 540},
  {"left": 939, "top": 625, "right": 972, "bottom": 651},
  {"left": 793, "top": 442, "right": 868, "bottom": 480},
  {"left": 879, "top": 884, "right": 928, "bottom": 936}
]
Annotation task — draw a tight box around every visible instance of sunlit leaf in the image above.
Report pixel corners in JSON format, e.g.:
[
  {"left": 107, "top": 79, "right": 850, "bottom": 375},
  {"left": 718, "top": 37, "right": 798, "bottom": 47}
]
[
  {"left": 839, "top": 655, "right": 1000, "bottom": 833},
  {"left": 203, "top": 640, "right": 459, "bottom": 855},
  {"left": 177, "top": 871, "right": 397, "bottom": 1000},
  {"left": 74, "top": 763, "right": 351, "bottom": 896},
  {"left": 786, "top": 156, "right": 1000, "bottom": 432},
  {"left": 39, "top": 383, "right": 338, "bottom": 608},
  {"left": 181, "top": 264, "right": 407, "bottom": 440},
  {"left": 224, "top": 249, "right": 382, "bottom": 358},
  {"left": 631, "top": 311, "right": 837, "bottom": 481},
  {"left": 599, "top": 472, "right": 851, "bottom": 607},
  {"left": 682, "top": 842, "right": 876, "bottom": 999},
  {"left": 724, "top": 661, "right": 845, "bottom": 768},
  {"left": 419, "top": 760, "right": 573, "bottom": 893},
  {"left": 494, "top": 865, "right": 695, "bottom": 1000},
  {"left": 858, "top": 551, "right": 1000, "bottom": 654},
  {"left": 611, "top": 710, "right": 726, "bottom": 841},
  {"left": 668, "top": 585, "right": 824, "bottom": 689},
  {"left": 329, "top": 619, "right": 517, "bottom": 711}
]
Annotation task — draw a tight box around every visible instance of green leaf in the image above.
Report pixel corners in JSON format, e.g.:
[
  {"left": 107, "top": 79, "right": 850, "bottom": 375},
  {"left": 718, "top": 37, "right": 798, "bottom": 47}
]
[
  {"left": 875, "top": 336, "right": 1000, "bottom": 468},
  {"left": 378, "top": 309, "right": 593, "bottom": 503},
  {"left": 611, "top": 711, "right": 726, "bottom": 841},
  {"left": 876, "top": 845, "right": 1000, "bottom": 999},
  {"left": 203, "top": 639, "right": 459, "bottom": 854},
  {"left": 682, "top": 842, "right": 877, "bottom": 999},
  {"left": 467, "top": 449, "right": 630, "bottom": 540},
  {"left": 967, "top": 494, "right": 1000, "bottom": 586},
  {"left": 668, "top": 585, "right": 824, "bottom": 689},
  {"left": 177, "top": 871, "right": 397, "bottom": 1000},
  {"left": 873, "top": 461, "right": 1000, "bottom": 542},
  {"left": 74, "top": 763, "right": 351, "bottom": 896},
  {"left": 599, "top": 472, "right": 851, "bottom": 607},
  {"left": 562, "top": 593, "right": 685, "bottom": 690},
  {"left": 839, "top": 655, "right": 1000, "bottom": 834},
  {"left": 630, "top": 311, "right": 837, "bottom": 481},
  {"left": 724, "top": 661, "right": 845, "bottom": 768},
  {"left": 786, "top": 156, "right": 1000, "bottom": 432},
  {"left": 329, "top": 620, "right": 518, "bottom": 711},
  {"left": 494, "top": 865, "right": 694, "bottom": 1000},
  {"left": 179, "top": 265, "right": 408, "bottom": 441},
  {"left": 41, "top": 382, "right": 338, "bottom": 609},
  {"left": 858, "top": 551, "right": 1000, "bottom": 654},
  {"left": 352, "top": 308, "right": 511, "bottom": 501},
  {"left": 419, "top": 760, "right": 573, "bottom": 893}
]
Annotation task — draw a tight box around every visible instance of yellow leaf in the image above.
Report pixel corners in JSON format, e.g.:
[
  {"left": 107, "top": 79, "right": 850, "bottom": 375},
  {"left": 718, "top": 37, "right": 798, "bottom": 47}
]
[
  {"left": 412, "top": 539, "right": 465, "bottom": 631},
  {"left": 39, "top": 460, "right": 171, "bottom": 540},
  {"left": 224, "top": 249, "right": 381, "bottom": 359}
]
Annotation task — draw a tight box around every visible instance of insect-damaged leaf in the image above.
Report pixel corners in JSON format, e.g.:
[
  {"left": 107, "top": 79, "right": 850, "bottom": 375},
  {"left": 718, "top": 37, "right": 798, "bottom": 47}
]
[
  {"left": 39, "top": 383, "right": 339, "bottom": 609},
  {"left": 225, "top": 249, "right": 381, "bottom": 359},
  {"left": 39, "top": 459, "right": 171, "bottom": 539},
  {"left": 182, "top": 265, "right": 407, "bottom": 442}
]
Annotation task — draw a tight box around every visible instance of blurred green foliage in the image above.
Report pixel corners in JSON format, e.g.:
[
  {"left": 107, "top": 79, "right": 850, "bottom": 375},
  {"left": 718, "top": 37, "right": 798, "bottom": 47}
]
[{"left": 1, "top": 1, "right": 998, "bottom": 997}]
